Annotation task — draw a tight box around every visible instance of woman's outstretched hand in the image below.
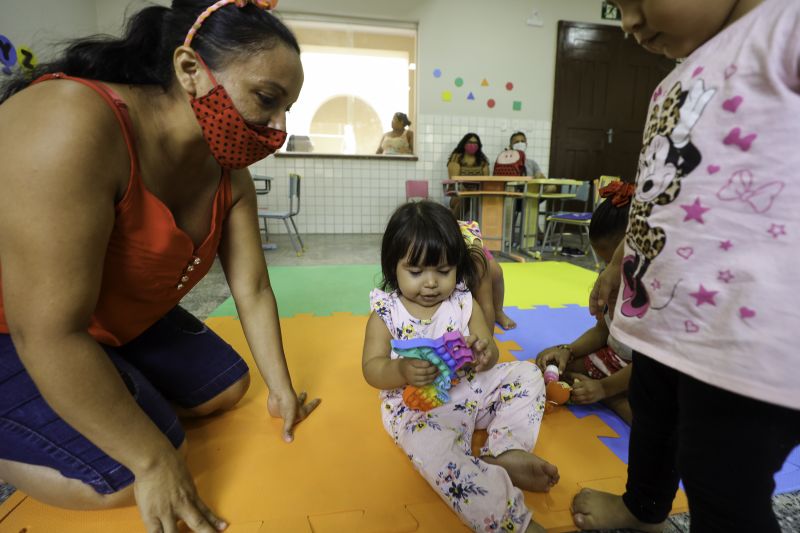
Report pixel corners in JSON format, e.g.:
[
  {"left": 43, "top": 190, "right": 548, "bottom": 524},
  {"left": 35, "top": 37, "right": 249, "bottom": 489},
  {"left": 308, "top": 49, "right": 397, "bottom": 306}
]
[
  {"left": 267, "top": 388, "right": 321, "bottom": 443},
  {"left": 134, "top": 447, "right": 227, "bottom": 533}
]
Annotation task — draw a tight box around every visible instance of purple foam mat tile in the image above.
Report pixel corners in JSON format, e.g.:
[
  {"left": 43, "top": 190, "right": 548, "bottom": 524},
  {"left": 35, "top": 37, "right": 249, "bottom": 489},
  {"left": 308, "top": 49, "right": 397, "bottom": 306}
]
[
  {"left": 568, "top": 403, "right": 631, "bottom": 463},
  {"left": 495, "top": 305, "right": 597, "bottom": 360},
  {"left": 774, "top": 446, "right": 800, "bottom": 495},
  {"left": 567, "top": 404, "right": 800, "bottom": 495}
]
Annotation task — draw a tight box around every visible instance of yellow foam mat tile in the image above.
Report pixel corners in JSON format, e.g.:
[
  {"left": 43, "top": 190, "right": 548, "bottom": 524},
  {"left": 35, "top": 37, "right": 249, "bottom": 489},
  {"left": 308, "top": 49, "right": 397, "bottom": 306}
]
[
  {"left": 499, "top": 262, "right": 597, "bottom": 310},
  {"left": 0, "top": 315, "right": 686, "bottom": 532}
]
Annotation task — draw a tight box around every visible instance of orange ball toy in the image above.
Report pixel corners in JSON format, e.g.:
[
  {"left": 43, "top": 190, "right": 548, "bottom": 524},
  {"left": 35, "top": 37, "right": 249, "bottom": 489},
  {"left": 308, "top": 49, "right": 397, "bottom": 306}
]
[{"left": 545, "top": 380, "right": 571, "bottom": 413}]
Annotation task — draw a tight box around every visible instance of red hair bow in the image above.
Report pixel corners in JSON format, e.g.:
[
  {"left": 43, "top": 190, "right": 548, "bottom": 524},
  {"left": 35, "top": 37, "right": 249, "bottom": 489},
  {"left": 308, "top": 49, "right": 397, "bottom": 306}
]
[{"left": 599, "top": 181, "right": 635, "bottom": 207}]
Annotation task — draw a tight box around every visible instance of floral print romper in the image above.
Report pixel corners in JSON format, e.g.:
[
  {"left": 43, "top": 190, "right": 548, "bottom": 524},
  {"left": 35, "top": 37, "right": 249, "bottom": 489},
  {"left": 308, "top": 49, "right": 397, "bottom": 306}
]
[{"left": 370, "top": 287, "right": 546, "bottom": 532}]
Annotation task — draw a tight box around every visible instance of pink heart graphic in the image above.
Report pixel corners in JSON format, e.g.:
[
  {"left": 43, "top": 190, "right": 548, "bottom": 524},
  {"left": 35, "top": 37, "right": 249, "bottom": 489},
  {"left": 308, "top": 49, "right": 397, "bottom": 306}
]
[
  {"left": 723, "top": 127, "right": 757, "bottom": 151},
  {"left": 724, "top": 64, "right": 737, "bottom": 79},
  {"left": 692, "top": 66, "right": 704, "bottom": 78},
  {"left": 707, "top": 165, "right": 720, "bottom": 174},
  {"left": 652, "top": 86, "right": 663, "bottom": 101},
  {"left": 723, "top": 96, "right": 743, "bottom": 113},
  {"left": 676, "top": 247, "right": 694, "bottom": 260},
  {"left": 685, "top": 320, "right": 700, "bottom": 333},
  {"left": 739, "top": 307, "right": 756, "bottom": 319}
]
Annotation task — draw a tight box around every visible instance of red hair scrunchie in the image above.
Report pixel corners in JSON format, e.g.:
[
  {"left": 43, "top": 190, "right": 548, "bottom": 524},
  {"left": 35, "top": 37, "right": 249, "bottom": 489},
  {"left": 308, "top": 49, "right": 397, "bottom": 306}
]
[{"left": 599, "top": 181, "right": 635, "bottom": 207}]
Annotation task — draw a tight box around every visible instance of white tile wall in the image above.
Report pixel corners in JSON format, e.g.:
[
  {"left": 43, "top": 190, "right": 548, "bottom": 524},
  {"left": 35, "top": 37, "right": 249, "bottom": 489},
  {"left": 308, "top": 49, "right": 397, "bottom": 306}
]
[{"left": 252, "top": 114, "right": 552, "bottom": 234}]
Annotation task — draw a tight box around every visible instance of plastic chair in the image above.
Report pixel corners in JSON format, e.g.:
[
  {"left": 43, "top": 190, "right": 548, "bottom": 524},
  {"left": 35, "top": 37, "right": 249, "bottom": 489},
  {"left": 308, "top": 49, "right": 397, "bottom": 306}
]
[
  {"left": 252, "top": 174, "right": 277, "bottom": 250},
  {"left": 257, "top": 173, "right": 305, "bottom": 255},
  {"left": 405, "top": 180, "right": 429, "bottom": 201},
  {"left": 541, "top": 175, "right": 620, "bottom": 269}
]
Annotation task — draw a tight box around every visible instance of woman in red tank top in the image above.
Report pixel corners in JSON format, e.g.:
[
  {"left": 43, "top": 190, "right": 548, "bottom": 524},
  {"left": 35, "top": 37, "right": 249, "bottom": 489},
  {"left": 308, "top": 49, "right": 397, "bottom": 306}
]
[{"left": 0, "top": 2, "right": 318, "bottom": 531}]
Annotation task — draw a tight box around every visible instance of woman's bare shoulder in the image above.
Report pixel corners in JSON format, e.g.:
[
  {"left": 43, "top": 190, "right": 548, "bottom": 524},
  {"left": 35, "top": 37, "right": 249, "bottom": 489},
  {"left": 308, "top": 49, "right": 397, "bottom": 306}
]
[{"left": 0, "top": 79, "right": 132, "bottom": 198}]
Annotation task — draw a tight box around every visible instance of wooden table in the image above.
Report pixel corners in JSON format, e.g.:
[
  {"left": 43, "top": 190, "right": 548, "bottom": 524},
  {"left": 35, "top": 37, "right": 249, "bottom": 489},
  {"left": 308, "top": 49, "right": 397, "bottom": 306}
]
[{"left": 451, "top": 176, "right": 526, "bottom": 260}]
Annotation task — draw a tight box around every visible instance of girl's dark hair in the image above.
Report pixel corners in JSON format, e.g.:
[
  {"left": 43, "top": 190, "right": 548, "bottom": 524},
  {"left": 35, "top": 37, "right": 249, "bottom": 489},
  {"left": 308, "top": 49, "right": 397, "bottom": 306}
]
[
  {"left": 394, "top": 112, "right": 411, "bottom": 127},
  {"left": 448, "top": 132, "right": 489, "bottom": 167},
  {"left": 380, "top": 201, "right": 484, "bottom": 292},
  {"left": 0, "top": 0, "right": 300, "bottom": 104},
  {"left": 589, "top": 196, "right": 630, "bottom": 244}
]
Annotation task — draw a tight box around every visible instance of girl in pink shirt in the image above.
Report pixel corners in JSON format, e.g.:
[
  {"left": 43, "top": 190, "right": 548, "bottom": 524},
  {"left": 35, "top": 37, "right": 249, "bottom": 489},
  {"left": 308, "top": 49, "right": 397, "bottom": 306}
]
[{"left": 573, "top": 1, "right": 800, "bottom": 531}]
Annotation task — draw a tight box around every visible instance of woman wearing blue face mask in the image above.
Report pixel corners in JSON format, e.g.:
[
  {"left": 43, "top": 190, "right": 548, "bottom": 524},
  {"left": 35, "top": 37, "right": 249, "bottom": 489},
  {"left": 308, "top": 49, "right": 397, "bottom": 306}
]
[{"left": 0, "top": 1, "right": 319, "bottom": 531}]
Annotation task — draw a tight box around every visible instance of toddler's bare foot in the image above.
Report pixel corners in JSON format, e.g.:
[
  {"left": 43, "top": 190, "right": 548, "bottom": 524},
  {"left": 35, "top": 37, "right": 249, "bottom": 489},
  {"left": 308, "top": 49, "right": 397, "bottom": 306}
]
[
  {"left": 496, "top": 310, "right": 517, "bottom": 330},
  {"left": 483, "top": 450, "right": 559, "bottom": 492},
  {"left": 571, "top": 489, "right": 665, "bottom": 532}
]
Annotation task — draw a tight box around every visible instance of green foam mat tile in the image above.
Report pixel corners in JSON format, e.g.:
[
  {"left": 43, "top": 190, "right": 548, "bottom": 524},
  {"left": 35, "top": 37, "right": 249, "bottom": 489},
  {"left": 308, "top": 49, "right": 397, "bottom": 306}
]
[
  {"left": 209, "top": 262, "right": 597, "bottom": 319},
  {"left": 209, "top": 264, "right": 383, "bottom": 318}
]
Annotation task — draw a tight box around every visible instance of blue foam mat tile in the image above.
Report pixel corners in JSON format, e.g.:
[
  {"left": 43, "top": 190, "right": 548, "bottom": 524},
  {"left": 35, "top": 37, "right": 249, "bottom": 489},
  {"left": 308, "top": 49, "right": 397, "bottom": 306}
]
[
  {"left": 567, "top": 397, "right": 800, "bottom": 495},
  {"left": 775, "top": 446, "right": 800, "bottom": 494},
  {"left": 495, "top": 305, "right": 596, "bottom": 360},
  {"left": 568, "top": 403, "right": 631, "bottom": 464},
  {"left": 499, "top": 305, "right": 800, "bottom": 496}
]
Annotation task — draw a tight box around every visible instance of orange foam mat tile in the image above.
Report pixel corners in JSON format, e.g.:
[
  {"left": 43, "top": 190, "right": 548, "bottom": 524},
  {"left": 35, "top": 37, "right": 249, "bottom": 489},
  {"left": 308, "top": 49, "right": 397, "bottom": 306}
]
[{"left": 0, "top": 314, "right": 686, "bottom": 532}]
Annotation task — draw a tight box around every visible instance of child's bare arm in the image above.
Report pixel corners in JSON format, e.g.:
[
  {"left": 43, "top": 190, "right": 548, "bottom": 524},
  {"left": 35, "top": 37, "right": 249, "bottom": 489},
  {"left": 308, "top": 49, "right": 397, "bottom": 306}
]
[
  {"left": 600, "top": 362, "right": 632, "bottom": 398},
  {"left": 569, "top": 362, "right": 632, "bottom": 404},
  {"left": 467, "top": 303, "right": 499, "bottom": 372},
  {"left": 537, "top": 318, "right": 609, "bottom": 372},
  {"left": 362, "top": 312, "right": 437, "bottom": 389}
]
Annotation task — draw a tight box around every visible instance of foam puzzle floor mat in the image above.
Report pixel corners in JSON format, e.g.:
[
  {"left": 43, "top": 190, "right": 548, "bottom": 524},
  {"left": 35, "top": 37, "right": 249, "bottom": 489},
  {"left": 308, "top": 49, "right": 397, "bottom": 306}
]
[
  {"left": 3, "top": 261, "right": 795, "bottom": 532},
  {"left": 0, "top": 314, "right": 689, "bottom": 532},
  {"left": 208, "top": 262, "right": 599, "bottom": 320}
]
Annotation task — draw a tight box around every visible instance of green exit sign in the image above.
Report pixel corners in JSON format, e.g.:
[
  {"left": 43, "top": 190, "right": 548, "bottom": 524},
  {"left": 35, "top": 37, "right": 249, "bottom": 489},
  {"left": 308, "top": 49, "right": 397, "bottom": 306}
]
[{"left": 601, "top": 2, "right": 621, "bottom": 20}]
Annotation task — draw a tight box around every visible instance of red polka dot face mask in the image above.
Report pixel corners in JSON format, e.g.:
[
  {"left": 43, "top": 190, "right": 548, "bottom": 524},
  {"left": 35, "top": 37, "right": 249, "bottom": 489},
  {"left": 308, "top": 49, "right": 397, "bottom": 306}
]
[{"left": 189, "top": 56, "right": 287, "bottom": 169}]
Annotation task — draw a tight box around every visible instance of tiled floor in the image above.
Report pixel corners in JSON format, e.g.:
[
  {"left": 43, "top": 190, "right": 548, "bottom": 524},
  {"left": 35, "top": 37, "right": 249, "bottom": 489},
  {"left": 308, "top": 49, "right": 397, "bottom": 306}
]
[{"left": 2, "top": 233, "right": 798, "bottom": 532}]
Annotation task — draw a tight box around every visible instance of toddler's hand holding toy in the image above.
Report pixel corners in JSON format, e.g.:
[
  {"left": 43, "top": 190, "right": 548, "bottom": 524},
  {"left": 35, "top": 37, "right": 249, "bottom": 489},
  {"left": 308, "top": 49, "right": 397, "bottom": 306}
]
[
  {"left": 399, "top": 358, "right": 439, "bottom": 387},
  {"left": 467, "top": 335, "right": 497, "bottom": 372},
  {"left": 537, "top": 345, "right": 571, "bottom": 374},
  {"left": 567, "top": 373, "right": 605, "bottom": 404}
]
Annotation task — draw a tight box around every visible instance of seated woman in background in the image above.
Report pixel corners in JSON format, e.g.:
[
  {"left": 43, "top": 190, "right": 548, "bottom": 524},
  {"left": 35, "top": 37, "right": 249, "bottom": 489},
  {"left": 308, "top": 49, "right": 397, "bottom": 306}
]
[
  {"left": 446, "top": 132, "right": 490, "bottom": 213},
  {"left": 376, "top": 112, "right": 413, "bottom": 155},
  {"left": 447, "top": 132, "right": 490, "bottom": 177}
]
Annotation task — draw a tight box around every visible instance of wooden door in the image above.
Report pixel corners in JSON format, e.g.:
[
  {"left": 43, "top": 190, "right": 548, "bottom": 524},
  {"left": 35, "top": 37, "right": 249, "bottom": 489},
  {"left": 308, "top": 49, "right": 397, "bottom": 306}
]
[{"left": 549, "top": 21, "right": 674, "bottom": 183}]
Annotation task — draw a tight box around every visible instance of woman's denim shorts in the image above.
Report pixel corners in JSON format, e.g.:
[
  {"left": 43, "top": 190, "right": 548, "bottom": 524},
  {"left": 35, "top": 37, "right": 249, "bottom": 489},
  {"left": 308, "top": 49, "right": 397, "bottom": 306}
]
[{"left": 0, "top": 307, "right": 249, "bottom": 494}]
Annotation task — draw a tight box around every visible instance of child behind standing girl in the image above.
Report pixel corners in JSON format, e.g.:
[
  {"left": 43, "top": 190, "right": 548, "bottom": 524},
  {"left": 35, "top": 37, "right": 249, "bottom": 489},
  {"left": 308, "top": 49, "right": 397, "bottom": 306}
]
[
  {"left": 537, "top": 182, "right": 635, "bottom": 424},
  {"left": 362, "top": 201, "right": 558, "bottom": 533}
]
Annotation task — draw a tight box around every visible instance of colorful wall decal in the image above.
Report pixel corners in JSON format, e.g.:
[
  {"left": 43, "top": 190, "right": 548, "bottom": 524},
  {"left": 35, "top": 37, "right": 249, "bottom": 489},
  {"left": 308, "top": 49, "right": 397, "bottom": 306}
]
[
  {"left": 433, "top": 68, "right": 442, "bottom": 78},
  {"left": 481, "top": 78, "right": 489, "bottom": 87},
  {"left": 17, "top": 46, "right": 37, "bottom": 71},
  {"left": 442, "top": 90, "right": 452, "bottom": 102},
  {"left": 505, "top": 82, "right": 514, "bottom": 91},
  {"left": 454, "top": 77, "right": 463, "bottom": 87},
  {"left": 0, "top": 34, "right": 17, "bottom": 75},
  {"left": 487, "top": 98, "right": 496, "bottom": 109},
  {"left": 467, "top": 92, "right": 475, "bottom": 101},
  {"left": 512, "top": 100, "right": 522, "bottom": 111}
]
